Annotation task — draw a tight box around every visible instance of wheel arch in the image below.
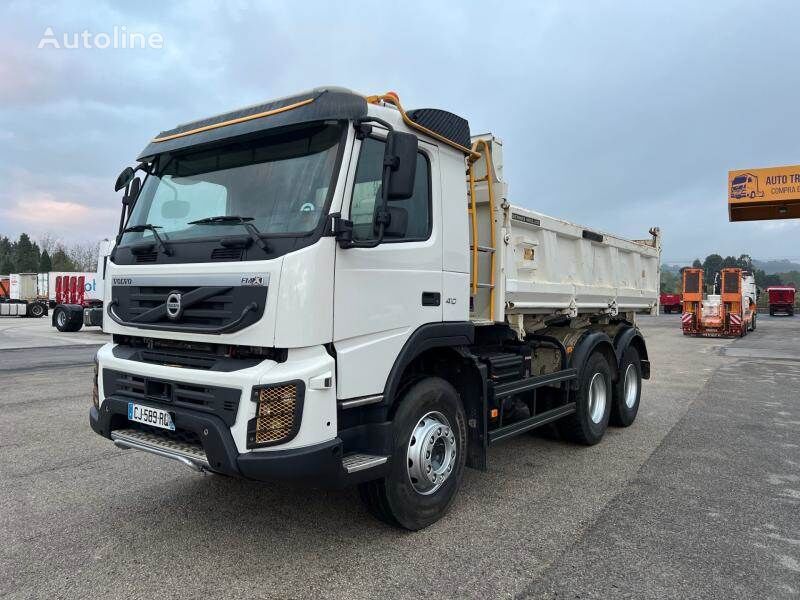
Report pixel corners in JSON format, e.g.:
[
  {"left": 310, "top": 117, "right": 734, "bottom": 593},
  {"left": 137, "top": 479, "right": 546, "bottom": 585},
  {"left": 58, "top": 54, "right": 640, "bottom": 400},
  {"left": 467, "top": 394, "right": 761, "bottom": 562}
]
[
  {"left": 613, "top": 326, "right": 650, "bottom": 380},
  {"left": 382, "top": 322, "right": 488, "bottom": 471},
  {"left": 569, "top": 330, "right": 616, "bottom": 388}
]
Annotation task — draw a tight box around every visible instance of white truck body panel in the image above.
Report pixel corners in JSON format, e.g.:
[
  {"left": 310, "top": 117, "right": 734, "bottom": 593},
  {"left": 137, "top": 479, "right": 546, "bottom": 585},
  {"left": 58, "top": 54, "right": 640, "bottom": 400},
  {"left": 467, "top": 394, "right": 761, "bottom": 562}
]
[
  {"left": 9, "top": 273, "right": 37, "bottom": 300},
  {"left": 469, "top": 135, "right": 660, "bottom": 323}
]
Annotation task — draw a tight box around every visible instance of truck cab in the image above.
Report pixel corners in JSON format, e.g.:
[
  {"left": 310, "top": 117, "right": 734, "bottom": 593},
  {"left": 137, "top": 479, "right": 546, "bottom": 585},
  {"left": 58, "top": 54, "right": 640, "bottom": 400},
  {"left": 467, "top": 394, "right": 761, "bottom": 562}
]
[{"left": 91, "top": 87, "right": 656, "bottom": 529}]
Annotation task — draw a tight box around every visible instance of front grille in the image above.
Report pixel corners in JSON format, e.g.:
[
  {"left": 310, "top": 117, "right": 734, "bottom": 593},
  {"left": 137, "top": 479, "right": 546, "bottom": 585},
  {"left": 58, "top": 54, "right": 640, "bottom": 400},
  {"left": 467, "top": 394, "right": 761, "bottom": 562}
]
[
  {"left": 130, "top": 286, "right": 234, "bottom": 327},
  {"left": 111, "top": 284, "right": 267, "bottom": 332},
  {"left": 247, "top": 381, "right": 305, "bottom": 448},
  {"left": 103, "top": 369, "right": 242, "bottom": 426}
]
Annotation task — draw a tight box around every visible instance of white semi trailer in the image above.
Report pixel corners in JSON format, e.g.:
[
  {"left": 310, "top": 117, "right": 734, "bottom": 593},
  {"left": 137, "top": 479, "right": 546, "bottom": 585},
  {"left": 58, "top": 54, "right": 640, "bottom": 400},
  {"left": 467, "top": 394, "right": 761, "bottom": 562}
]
[{"left": 90, "top": 88, "right": 659, "bottom": 529}]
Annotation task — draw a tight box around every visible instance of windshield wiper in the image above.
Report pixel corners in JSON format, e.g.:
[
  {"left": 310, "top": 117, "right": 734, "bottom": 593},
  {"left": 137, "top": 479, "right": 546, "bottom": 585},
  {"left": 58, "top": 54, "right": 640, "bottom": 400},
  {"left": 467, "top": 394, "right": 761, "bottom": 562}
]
[
  {"left": 122, "top": 224, "right": 172, "bottom": 256},
  {"left": 188, "top": 216, "right": 270, "bottom": 251}
]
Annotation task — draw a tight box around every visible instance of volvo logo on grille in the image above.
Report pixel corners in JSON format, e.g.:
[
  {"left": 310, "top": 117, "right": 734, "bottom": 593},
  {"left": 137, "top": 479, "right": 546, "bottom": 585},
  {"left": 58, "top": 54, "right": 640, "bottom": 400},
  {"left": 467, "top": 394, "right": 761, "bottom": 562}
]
[{"left": 165, "top": 292, "right": 182, "bottom": 320}]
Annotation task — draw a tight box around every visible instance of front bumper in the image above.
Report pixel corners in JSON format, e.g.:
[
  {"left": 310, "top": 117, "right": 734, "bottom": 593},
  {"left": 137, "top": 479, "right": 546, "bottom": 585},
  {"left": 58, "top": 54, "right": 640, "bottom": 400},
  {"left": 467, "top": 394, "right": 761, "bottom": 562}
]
[
  {"left": 91, "top": 342, "right": 391, "bottom": 487},
  {"left": 90, "top": 398, "right": 388, "bottom": 487}
]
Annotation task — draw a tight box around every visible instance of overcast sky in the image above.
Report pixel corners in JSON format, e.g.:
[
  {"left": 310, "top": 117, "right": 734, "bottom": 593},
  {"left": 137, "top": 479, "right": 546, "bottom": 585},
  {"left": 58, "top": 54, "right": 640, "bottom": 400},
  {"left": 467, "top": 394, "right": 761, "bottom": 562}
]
[{"left": 1, "top": 0, "right": 799, "bottom": 263}]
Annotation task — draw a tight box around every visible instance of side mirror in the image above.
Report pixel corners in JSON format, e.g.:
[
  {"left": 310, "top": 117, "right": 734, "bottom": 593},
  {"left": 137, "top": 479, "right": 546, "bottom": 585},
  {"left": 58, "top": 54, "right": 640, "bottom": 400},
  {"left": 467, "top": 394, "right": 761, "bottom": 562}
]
[
  {"left": 380, "top": 206, "right": 408, "bottom": 239},
  {"left": 115, "top": 167, "right": 135, "bottom": 192},
  {"left": 384, "top": 131, "right": 418, "bottom": 200},
  {"left": 125, "top": 177, "right": 141, "bottom": 205}
]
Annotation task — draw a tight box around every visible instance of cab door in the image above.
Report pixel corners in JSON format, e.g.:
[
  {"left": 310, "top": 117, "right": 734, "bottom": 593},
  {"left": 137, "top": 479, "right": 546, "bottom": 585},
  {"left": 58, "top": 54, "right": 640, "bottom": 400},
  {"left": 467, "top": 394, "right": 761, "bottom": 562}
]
[{"left": 333, "top": 132, "right": 442, "bottom": 399}]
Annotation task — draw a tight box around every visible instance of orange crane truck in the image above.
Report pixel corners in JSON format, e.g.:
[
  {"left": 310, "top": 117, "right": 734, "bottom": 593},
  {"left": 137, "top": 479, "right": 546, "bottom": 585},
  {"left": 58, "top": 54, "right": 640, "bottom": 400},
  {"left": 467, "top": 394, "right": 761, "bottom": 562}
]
[{"left": 681, "top": 267, "right": 757, "bottom": 337}]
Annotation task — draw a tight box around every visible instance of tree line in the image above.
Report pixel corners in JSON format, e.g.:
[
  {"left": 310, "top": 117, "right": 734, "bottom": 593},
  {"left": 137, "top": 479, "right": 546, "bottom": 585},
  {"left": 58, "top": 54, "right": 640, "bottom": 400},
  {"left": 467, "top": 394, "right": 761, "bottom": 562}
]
[
  {"left": 0, "top": 232, "right": 100, "bottom": 275},
  {"left": 661, "top": 253, "right": 796, "bottom": 293}
]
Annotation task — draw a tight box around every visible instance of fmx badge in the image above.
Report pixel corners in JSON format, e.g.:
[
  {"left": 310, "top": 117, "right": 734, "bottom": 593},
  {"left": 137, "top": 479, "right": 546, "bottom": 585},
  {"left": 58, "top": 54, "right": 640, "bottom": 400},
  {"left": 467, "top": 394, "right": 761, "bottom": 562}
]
[
  {"left": 241, "top": 275, "right": 264, "bottom": 286},
  {"left": 728, "top": 165, "right": 800, "bottom": 222}
]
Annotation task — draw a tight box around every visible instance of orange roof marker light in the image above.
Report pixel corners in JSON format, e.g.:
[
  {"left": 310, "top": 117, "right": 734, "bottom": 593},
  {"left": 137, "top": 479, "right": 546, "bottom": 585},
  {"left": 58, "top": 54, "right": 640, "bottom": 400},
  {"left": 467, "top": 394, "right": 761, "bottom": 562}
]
[{"left": 728, "top": 165, "right": 800, "bottom": 221}]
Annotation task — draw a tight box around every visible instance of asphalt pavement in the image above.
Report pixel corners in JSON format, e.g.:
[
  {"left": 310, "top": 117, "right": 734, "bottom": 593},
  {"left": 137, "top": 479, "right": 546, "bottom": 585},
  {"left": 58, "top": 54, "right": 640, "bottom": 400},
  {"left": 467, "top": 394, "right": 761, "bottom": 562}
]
[{"left": 1, "top": 314, "right": 798, "bottom": 599}]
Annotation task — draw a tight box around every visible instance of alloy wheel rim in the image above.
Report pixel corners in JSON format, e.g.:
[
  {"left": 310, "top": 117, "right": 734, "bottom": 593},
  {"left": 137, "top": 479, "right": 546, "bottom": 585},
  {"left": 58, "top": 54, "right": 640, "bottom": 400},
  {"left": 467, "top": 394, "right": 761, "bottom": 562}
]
[
  {"left": 623, "top": 364, "right": 638, "bottom": 408},
  {"left": 588, "top": 373, "right": 607, "bottom": 424},
  {"left": 406, "top": 411, "right": 456, "bottom": 495}
]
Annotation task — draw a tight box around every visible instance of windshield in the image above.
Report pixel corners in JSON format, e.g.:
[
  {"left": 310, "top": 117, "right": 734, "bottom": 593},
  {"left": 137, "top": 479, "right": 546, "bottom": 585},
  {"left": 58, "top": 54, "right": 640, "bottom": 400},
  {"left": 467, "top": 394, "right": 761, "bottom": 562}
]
[
  {"left": 732, "top": 176, "right": 747, "bottom": 185},
  {"left": 121, "top": 122, "right": 343, "bottom": 245}
]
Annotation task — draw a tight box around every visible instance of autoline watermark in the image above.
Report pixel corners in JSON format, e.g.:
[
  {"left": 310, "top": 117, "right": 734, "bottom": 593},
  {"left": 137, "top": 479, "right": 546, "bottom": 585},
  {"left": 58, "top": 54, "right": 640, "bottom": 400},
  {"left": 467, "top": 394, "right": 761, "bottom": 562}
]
[{"left": 37, "top": 26, "right": 164, "bottom": 49}]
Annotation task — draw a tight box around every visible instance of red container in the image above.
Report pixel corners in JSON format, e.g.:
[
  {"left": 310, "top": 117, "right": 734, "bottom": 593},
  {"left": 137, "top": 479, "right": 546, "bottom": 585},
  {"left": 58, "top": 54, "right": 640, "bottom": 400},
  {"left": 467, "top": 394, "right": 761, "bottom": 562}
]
[
  {"left": 767, "top": 286, "right": 795, "bottom": 316},
  {"left": 660, "top": 292, "right": 682, "bottom": 314}
]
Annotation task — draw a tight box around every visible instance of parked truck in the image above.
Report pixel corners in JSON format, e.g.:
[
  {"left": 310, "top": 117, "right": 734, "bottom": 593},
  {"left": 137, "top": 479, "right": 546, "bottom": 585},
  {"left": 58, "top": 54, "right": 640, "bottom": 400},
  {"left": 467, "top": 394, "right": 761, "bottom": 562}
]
[
  {"left": 660, "top": 292, "right": 682, "bottom": 314},
  {"left": 51, "top": 241, "right": 113, "bottom": 332},
  {"left": 0, "top": 273, "right": 49, "bottom": 318},
  {"left": 89, "top": 88, "right": 660, "bottom": 529},
  {"left": 681, "top": 267, "right": 757, "bottom": 336},
  {"left": 766, "top": 286, "right": 795, "bottom": 316}
]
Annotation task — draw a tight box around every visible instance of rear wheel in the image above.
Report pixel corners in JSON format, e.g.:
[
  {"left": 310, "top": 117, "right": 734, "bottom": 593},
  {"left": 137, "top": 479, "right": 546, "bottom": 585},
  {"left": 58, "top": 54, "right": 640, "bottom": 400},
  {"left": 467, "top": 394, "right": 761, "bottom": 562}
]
[
  {"left": 54, "top": 307, "right": 82, "bottom": 332},
  {"left": 610, "top": 347, "right": 641, "bottom": 427},
  {"left": 358, "top": 377, "right": 466, "bottom": 530},
  {"left": 557, "top": 352, "right": 612, "bottom": 445},
  {"left": 751, "top": 313, "right": 757, "bottom": 331}
]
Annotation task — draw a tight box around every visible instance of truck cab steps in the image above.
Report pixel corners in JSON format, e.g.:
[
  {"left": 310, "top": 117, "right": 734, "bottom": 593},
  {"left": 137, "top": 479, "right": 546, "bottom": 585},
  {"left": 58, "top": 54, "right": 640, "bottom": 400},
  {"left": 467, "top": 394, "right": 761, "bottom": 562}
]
[
  {"left": 342, "top": 453, "right": 389, "bottom": 474},
  {"left": 489, "top": 403, "right": 576, "bottom": 444},
  {"left": 111, "top": 427, "right": 210, "bottom": 472}
]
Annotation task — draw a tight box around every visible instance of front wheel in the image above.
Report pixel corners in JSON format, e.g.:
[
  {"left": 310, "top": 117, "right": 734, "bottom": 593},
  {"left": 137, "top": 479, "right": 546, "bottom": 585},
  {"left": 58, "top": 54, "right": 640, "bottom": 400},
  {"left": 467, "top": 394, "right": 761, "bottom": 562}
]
[
  {"left": 557, "top": 352, "right": 612, "bottom": 445},
  {"left": 29, "top": 302, "right": 46, "bottom": 318},
  {"left": 358, "top": 377, "right": 467, "bottom": 530}
]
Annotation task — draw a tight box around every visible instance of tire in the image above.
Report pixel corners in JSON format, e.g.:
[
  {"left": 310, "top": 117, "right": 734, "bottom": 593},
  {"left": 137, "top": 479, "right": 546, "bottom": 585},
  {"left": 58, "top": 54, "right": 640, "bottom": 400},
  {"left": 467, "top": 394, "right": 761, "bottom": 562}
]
[
  {"left": 769, "top": 307, "right": 774, "bottom": 316},
  {"left": 751, "top": 313, "right": 757, "bottom": 331},
  {"left": 29, "top": 302, "right": 46, "bottom": 318},
  {"left": 557, "top": 352, "right": 612, "bottom": 445},
  {"left": 54, "top": 307, "right": 82, "bottom": 332},
  {"left": 358, "top": 377, "right": 467, "bottom": 530},
  {"left": 610, "top": 347, "right": 641, "bottom": 427}
]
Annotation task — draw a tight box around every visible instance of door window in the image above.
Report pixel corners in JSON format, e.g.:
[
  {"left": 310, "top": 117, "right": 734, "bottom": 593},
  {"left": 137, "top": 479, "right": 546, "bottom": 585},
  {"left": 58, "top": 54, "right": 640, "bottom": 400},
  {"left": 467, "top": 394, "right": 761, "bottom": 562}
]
[{"left": 350, "top": 137, "right": 431, "bottom": 242}]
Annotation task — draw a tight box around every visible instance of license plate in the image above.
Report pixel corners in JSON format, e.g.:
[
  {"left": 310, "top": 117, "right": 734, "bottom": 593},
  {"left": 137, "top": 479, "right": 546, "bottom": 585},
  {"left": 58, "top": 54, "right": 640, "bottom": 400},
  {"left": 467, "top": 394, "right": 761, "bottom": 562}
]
[{"left": 127, "top": 402, "right": 175, "bottom": 431}]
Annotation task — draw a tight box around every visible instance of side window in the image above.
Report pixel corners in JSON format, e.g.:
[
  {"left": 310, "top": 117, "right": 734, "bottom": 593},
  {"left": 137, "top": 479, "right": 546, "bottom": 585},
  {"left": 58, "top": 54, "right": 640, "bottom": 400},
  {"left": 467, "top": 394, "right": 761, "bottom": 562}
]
[{"left": 351, "top": 137, "right": 430, "bottom": 242}]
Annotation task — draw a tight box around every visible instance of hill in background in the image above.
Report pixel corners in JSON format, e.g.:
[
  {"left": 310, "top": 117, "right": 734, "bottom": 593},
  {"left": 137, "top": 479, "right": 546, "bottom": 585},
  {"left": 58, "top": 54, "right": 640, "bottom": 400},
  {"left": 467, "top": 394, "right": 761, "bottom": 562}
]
[{"left": 752, "top": 259, "right": 800, "bottom": 275}]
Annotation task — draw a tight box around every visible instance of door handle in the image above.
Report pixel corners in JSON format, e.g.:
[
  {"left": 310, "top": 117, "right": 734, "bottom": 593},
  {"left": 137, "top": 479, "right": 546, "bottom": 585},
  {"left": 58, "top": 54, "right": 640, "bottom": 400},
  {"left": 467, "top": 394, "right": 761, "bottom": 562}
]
[{"left": 422, "top": 292, "right": 441, "bottom": 307}]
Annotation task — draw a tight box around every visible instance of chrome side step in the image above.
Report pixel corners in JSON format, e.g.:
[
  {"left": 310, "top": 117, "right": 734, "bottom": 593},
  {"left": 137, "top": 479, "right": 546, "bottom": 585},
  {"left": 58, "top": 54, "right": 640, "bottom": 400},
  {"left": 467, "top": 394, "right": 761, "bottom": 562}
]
[
  {"left": 111, "top": 428, "right": 210, "bottom": 473},
  {"left": 342, "top": 453, "right": 389, "bottom": 474}
]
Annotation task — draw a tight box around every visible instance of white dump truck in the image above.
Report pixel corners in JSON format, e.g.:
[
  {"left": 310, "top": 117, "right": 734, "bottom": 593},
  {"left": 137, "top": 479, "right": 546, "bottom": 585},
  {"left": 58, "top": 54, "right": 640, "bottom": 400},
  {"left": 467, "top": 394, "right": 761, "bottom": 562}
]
[{"left": 90, "top": 88, "right": 659, "bottom": 529}]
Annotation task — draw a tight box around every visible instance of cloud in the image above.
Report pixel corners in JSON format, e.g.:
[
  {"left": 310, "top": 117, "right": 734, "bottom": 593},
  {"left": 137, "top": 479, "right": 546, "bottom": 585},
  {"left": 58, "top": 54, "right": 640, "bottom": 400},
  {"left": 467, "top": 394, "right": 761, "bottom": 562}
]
[
  {"left": 0, "top": 0, "right": 798, "bottom": 262},
  {"left": 2, "top": 197, "right": 91, "bottom": 224}
]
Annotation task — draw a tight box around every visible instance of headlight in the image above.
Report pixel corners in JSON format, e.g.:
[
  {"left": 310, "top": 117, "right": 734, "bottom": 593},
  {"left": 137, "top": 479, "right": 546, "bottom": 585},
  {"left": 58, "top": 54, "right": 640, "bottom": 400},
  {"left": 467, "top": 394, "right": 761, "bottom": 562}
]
[{"left": 246, "top": 381, "right": 304, "bottom": 448}]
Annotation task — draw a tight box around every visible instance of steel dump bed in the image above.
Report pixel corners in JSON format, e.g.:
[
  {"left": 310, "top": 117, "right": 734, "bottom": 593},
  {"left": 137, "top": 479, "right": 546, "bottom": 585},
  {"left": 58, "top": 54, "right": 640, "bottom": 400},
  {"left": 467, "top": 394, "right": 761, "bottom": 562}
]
[{"left": 469, "top": 135, "right": 660, "bottom": 323}]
